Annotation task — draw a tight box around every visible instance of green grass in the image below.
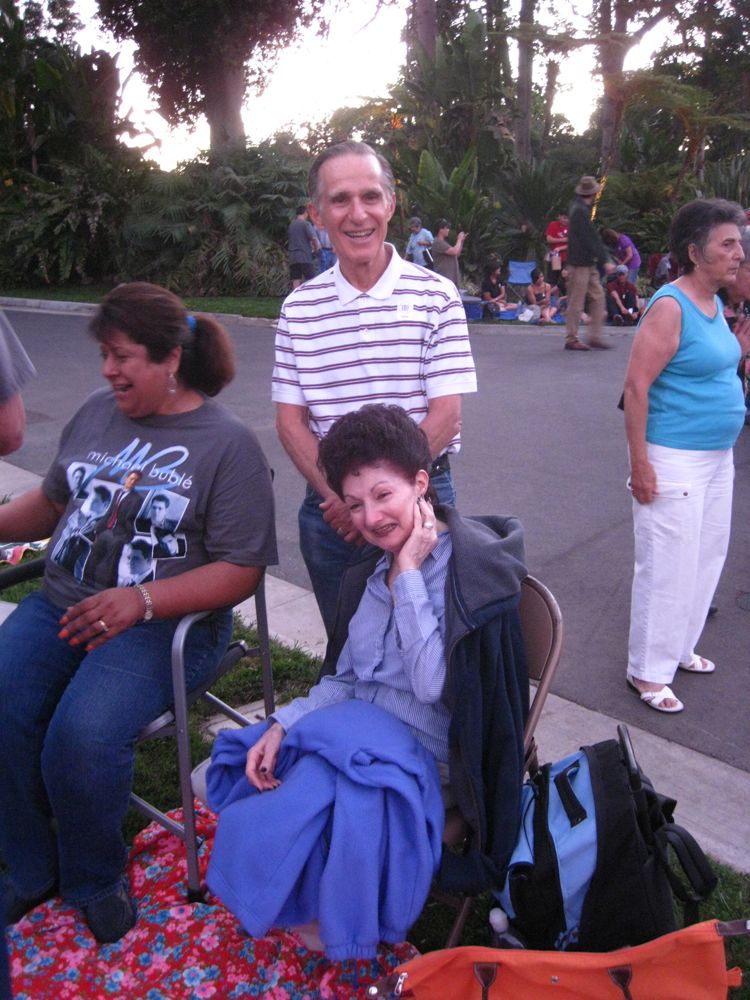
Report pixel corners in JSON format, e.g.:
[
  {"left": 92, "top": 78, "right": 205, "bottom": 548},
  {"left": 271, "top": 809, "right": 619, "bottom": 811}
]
[
  {"left": 709, "top": 863, "right": 750, "bottom": 995},
  {"left": 2, "top": 566, "right": 749, "bottom": 985},
  {"left": 0, "top": 286, "right": 282, "bottom": 320}
]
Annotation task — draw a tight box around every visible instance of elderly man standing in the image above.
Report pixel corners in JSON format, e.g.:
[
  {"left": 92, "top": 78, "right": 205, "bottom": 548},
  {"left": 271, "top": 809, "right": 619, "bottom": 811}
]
[
  {"left": 565, "top": 176, "right": 613, "bottom": 351},
  {"left": 405, "top": 216, "right": 434, "bottom": 267},
  {"left": 272, "top": 141, "right": 477, "bottom": 637}
]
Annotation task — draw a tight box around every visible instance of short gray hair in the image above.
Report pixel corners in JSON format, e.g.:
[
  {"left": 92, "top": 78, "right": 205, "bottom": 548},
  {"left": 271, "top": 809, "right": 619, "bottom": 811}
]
[
  {"left": 307, "top": 141, "right": 395, "bottom": 207},
  {"left": 669, "top": 198, "right": 745, "bottom": 274}
]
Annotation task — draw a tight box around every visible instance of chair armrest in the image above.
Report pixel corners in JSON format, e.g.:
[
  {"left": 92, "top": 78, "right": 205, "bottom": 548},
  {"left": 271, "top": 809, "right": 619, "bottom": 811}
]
[{"left": 0, "top": 557, "right": 45, "bottom": 592}]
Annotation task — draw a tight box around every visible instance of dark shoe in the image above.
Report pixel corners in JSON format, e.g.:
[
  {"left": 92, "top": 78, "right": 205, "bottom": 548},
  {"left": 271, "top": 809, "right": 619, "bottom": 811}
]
[
  {"left": 564, "top": 340, "right": 590, "bottom": 351},
  {"left": 612, "top": 314, "right": 624, "bottom": 326},
  {"left": 588, "top": 338, "right": 612, "bottom": 349},
  {"left": 83, "top": 885, "right": 136, "bottom": 943},
  {"left": 4, "top": 880, "right": 58, "bottom": 924}
]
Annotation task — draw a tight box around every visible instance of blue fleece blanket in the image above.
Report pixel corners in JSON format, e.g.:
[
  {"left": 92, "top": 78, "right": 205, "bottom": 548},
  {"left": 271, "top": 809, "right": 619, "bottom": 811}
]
[{"left": 206, "top": 701, "right": 444, "bottom": 961}]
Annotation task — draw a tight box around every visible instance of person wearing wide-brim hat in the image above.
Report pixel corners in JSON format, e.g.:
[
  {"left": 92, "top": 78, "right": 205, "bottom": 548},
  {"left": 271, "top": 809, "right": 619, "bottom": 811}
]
[
  {"left": 565, "top": 175, "right": 614, "bottom": 350},
  {"left": 575, "top": 176, "right": 600, "bottom": 197}
]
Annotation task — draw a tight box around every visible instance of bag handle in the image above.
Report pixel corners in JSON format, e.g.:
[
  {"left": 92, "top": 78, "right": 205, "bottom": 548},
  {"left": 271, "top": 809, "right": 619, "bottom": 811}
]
[
  {"left": 474, "top": 963, "right": 498, "bottom": 1000},
  {"left": 718, "top": 918, "right": 750, "bottom": 937},
  {"left": 618, "top": 724, "right": 677, "bottom": 837}
]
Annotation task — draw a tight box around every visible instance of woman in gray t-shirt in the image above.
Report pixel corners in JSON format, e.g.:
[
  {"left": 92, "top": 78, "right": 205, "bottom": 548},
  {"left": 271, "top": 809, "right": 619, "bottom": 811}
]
[{"left": 0, "top": 283, "right": 277, "bottom": 944}]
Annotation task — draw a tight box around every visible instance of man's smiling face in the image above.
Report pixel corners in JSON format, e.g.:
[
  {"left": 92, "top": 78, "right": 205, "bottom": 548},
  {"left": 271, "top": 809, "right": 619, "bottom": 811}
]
[{"left": 310, "top": 152, "right": 395, "bottom": 287}]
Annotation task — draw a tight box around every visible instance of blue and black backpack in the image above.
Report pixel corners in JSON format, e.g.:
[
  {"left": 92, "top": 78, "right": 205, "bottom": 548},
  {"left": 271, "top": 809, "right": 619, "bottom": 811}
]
[{"left": 496, "top": 725, "right": 717, "bottom": 952}]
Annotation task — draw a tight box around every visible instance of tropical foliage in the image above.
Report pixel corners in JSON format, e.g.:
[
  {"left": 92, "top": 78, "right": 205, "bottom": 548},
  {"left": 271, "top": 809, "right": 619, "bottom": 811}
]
[
  {"left": 0, "top": 155, "right": 137, "bottom": 285},
  {"left": 120, "top": 141, "right": 310, "bottom": 295},
  {"left": 0, "top": 0, "right": 149, "bottom": 284},
  {"left": 4, "top": 0, "right": 750, "bottom": 293}
]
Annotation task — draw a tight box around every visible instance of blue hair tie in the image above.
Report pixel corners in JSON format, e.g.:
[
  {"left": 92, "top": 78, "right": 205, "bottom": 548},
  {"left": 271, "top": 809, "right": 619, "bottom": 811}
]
[{"left": 186, "top": 314, "right": 197, "bottom": 333}]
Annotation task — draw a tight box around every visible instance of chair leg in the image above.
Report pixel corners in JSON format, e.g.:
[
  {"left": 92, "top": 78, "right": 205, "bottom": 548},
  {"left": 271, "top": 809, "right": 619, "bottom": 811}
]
[
  {"left": 171, "top": 614, "right": 207, "bottom": 903},
  {"left": 445, "top": 896, "right": 473, "bottom": 948},
  {"left": 255, "top": 579, "right": 275, "bottom": 717}
]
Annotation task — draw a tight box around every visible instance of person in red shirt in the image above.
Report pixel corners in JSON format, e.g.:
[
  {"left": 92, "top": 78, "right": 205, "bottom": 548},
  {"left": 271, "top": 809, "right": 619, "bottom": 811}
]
[{"left": 545, "top": 212, "right": 568, "bottom": 282}]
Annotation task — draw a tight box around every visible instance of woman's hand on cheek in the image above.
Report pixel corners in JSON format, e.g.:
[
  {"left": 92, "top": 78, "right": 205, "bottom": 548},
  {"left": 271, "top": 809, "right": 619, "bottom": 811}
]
[
  {"left": 58, "top": 587, "right": 146, "bottom": 651},
  {"left": 393, "top": 497, "right": 438, "bottom": 575}
]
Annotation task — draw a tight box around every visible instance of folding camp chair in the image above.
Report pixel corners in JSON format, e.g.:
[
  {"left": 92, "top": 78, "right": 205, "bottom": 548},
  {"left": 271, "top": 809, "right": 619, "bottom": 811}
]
[
  {"left": 193, "top": 570, "right": 563, "bottom": 942},
  {"left": 437, "top": 573, "right": 564, "bottom": 946},
  {"left": 505, "top": 260, "right": 537, "bottom": 305},
  {"left": 0, "top": 557, "right": 274, "bottom": 903}
]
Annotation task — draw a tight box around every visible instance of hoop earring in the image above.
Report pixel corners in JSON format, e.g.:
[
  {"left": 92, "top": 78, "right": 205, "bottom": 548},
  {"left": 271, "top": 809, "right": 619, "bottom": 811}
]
[{"left": 167, "top": 372, "right": 178, "bottom": 395}]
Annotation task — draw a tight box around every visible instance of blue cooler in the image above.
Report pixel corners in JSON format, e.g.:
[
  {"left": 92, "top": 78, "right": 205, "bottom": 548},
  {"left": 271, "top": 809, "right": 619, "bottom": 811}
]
[{"left": 462, "top": 296, "right": 483, "bottom": 321}]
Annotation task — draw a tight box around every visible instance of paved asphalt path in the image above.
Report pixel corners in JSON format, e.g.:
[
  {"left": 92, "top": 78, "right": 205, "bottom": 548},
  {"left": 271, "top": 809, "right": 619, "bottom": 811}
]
[{"left": 4, "top": 305, "right": 749, "bottom": 771}]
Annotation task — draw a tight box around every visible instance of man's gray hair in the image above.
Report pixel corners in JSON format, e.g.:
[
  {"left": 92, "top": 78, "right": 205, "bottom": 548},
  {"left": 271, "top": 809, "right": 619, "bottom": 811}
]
[{"left": 307, "top": 141, "right": 396, "bottom": 207}]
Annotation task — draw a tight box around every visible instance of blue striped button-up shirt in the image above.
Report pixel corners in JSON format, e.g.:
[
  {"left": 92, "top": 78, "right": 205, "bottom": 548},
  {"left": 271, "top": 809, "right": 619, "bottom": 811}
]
[{"left": 273, "top": 532, "right": 452, "bottom": 762}]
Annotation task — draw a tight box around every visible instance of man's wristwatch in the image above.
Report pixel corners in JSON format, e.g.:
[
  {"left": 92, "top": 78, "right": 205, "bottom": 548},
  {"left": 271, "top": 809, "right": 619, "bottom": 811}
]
[{"left": 135, "top": 583, "right": 154, "bottom": 622}]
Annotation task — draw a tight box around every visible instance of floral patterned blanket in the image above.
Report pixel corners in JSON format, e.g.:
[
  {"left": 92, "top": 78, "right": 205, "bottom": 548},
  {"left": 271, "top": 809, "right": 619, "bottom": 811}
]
[{"left": 8, "top": 804, "right": 417, "bottom": 999}]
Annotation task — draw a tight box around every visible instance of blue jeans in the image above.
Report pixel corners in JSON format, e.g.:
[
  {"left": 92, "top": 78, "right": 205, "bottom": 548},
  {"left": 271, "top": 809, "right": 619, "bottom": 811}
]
[
  {"left": 318, "top": 249, "right": 335, "bottom": 273},
  {"left": 0, "top": 590, "right": 231, "bottom": 907},
  {"left": 299, "top": 469, "right": 456, "bottom": 638}
]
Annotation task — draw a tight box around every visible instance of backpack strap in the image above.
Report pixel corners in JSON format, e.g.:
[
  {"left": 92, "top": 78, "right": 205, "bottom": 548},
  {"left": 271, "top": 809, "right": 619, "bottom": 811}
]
[
  {"left": 655, "top": 823, "right": 718, "bottom": 924},
  {"left": 528, "top": 763, "right": 568, "bottom": 945}
]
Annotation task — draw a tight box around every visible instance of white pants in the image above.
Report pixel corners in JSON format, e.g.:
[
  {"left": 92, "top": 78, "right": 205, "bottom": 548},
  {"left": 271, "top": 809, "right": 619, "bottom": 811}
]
[{"left": 627, "top": 444, "right": 734, "bottom": 686}]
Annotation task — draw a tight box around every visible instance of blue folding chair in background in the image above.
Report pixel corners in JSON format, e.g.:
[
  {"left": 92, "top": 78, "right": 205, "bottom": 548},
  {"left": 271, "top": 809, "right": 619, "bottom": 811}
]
[{"left": 505, "top": 260, "right": 537, "bottom": 305}]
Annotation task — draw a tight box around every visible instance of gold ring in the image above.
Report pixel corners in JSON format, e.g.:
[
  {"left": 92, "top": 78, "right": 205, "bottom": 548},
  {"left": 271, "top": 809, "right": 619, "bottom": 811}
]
[
  {"left": 423, "top": 520, "right": 435, "bottom": 530},
  {"left": 97, "top": 619, "right": 109, "bottom": 633}
]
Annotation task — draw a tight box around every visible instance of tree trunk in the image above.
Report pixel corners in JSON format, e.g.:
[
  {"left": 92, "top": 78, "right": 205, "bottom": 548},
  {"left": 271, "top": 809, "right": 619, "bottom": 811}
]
[
  {"left": 597, "top": 0, "right": 628, "bottom": 175},
  {"left": 515, "top": 0, "right": 536, "bottom": 163},
  {"left": 411, "top": 0, "right": 437, "bottom": 62},
  {"left": 485, "top": 0, "right": 513, "bottom": 96},
  {"left": 539, "top": 58, "right": 559, "bottom": 160},
  {"left": 597, "top": 0, "right": 675, "bottom": 175},
  {"left": 203, "top": 56, "right": 246, "bottom": 156}
]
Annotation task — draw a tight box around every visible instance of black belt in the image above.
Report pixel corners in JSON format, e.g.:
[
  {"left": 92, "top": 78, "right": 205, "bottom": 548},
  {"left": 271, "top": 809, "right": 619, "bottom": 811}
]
[{"left": 430, "top": 453, "right": 451, "bottom": 475}]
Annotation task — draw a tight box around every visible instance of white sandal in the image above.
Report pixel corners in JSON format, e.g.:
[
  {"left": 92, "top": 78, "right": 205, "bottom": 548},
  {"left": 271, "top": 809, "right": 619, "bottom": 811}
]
[
  {"left": 678, "top": 653, "right": 715, "bottom": 674},
  {"left": 627, "top": 675, "right": 684, "bottom": 713}
]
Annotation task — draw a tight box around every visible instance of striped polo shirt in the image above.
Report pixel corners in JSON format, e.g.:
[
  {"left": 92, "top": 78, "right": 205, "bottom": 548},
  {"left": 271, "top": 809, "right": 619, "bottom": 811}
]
[{"left": 271, "top": 245, "right": 477, "bottom": 450}]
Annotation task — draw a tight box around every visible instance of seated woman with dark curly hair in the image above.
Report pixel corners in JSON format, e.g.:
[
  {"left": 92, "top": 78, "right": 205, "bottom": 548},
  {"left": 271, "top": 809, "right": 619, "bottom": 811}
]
[{"left": 205, "top": 404, "right": 529, "bottom": 960}]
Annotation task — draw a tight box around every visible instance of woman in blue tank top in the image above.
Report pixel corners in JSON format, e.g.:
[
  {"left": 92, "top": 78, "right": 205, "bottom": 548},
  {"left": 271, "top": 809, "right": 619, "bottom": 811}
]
[{"left": 622, "top": 199, "right": 750, "bottom": 713}]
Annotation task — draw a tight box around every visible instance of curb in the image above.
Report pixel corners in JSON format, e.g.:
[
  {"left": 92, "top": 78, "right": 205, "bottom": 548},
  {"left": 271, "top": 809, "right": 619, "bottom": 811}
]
[
  {"left": 0, "top": 297, "right": 97, "bottom": 315},
  {"left": 1, "top": 296, "right": 628, "bottom": 337},
  {"left": 0, "top": 296, "right": 274, "bottom": 329}
]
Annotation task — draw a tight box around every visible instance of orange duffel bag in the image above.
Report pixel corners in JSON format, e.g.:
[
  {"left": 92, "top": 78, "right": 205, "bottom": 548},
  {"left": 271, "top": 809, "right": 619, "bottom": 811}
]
[{"left": 367, "top": 919, "right": 748, "bottom": 1000}]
